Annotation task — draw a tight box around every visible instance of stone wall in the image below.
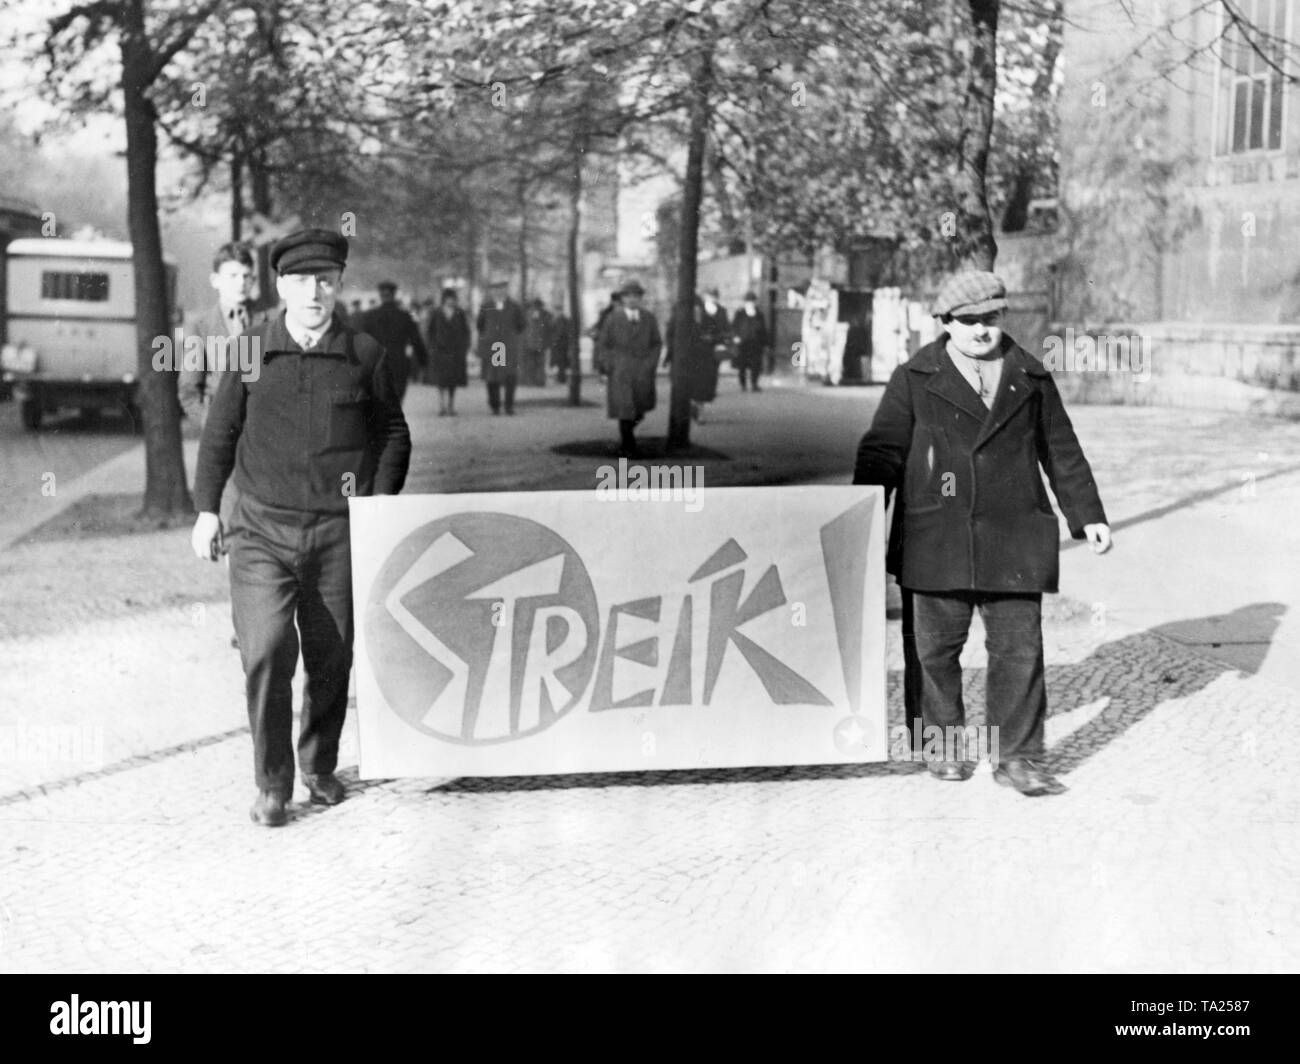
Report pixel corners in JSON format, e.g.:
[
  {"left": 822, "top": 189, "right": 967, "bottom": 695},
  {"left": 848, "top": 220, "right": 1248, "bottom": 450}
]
[{"left": 1046, "top": 321, "right": 1300, "bottom": 418}]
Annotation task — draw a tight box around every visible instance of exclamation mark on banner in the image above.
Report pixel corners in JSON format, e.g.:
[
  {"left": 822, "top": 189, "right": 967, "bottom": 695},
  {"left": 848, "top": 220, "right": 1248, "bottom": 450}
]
[{"left": 818, "top": 500, "right": 874, "bottom": 714}]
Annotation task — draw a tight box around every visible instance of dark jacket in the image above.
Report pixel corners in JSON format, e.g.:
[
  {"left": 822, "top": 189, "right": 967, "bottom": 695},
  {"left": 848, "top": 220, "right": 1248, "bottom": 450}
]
[
  {"left": 596, "top": 306, "right": 662, "bottom": 420},
  {"left": 177, "top": 301, "right": 267, "bottom": 425},
  {"left": 665, "top": 300, "right": 728, "bottom": 403},
  {"left": 194, "top": 311, "right": 411, "bottom": 517},
  {"left": 425, "top": 305, "right": 471, "bottom": 388},
  {"left": 732, "top": 307, "right": 770, "bottom": 362},
  {"left": 853, "top": 335, "right": 1106, "bottom": 594},
  {"left": 476, "top": 298, "right": 525, "bottom": 382},
  {"left": 358, "top": 302, "right": 429, "bottom": 396}
]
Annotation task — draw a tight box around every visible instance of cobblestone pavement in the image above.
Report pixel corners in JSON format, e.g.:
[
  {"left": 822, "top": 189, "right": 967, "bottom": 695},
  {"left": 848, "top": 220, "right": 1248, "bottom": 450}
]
[{"left": 1, "top": 380, "right": 1298, "bottom": 972}]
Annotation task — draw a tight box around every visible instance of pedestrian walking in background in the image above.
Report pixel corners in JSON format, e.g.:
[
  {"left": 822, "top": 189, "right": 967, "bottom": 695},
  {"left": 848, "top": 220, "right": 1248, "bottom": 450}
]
[
  {"left": 665, "top": 288, "right": 729, "bottom": 424},
  {"left": 591, "top": 291, "right": 623, "bottom": 376},
  {"left": 358, "top": 281, "right": 428, "bottom": 402},
  {"left": 190, "top": 228, "right": 411, "bottom": 827},
  {"left": 597, "top": 279, "right": 662, "bottom": 457},
  {"left": 550, "top": 307, "right": 573, "bottom": 384},
  {"left": 853, "top": 269, "right": 1111, "bottom": 797},
  {"left": 842, "top": 310, "right": 872, "bottom": 384},
  {"left": 732, "top": 290, "right": 769, "bottom": 392},
  {"left": 477, "top": 278, "right": 525, "bottom": 415},
  {"left": 178, "top": 241, "right": 267, "bottom": 651},
  {"left": 521, "top": 298, "right": 552, "bottom": 386},
  {"left": 425, "top": 287, "right": 471, "bottom": 416},
  {"left": 178, "top": 242, "right": 266, "bottom": 429}
]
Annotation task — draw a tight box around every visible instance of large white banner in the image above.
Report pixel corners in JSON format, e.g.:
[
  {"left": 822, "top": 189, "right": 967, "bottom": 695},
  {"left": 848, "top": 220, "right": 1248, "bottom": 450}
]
[{"left": 350, "top": 485, "right": 886, "bottom": 777}]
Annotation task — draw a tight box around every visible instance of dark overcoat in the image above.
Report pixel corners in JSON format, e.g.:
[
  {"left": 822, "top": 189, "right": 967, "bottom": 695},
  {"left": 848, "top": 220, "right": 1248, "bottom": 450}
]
[
  {"left": 732, "top": 307, "right": 769, "bottom": 368},
  {"left": 853, "top": 335, "right": 1107, "bottom": 594},
  {"left": 425, "top": 305, "right": 471, "bottom": 388},
  {"left": 359, "top": 302, "right": 429, "bottom": 398},
  {"left": 597, "top": 306, "right": 663, "bottom": 421},
  {"left": 476, "top": 298, "right": 525, "bottom": 383},
  {"left": 666, "top": 301, "right": 728, "bottom": 403}
]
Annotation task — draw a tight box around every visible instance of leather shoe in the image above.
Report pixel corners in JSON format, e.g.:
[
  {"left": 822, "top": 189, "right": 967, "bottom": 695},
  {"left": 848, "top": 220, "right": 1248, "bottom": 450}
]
[
  {"left": 994, "top": 758, "right": 1067, "bottom": 796},
  {"left": 249, "top": 790, "right": 288, "bottom": 827},
  {"left": 928, "top": 760, "right": 974, "bottom": 782},
  {"left": 302, "top": 772, "right": 346, "bottom": 806}
]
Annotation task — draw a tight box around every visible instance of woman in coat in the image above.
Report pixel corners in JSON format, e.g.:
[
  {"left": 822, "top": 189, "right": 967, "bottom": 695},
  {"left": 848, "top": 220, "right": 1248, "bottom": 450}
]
[
  {"left": 425, "top": 288, "right": 471, "bottom": 416},
  {"left": 665, "top": 290, "right": 729, "bottom": 422}
]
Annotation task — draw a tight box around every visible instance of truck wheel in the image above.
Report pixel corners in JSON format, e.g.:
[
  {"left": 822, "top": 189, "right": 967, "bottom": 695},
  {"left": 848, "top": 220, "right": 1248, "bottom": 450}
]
[{"left": 19, "top": 398, "right": 41, "bottom": 431}]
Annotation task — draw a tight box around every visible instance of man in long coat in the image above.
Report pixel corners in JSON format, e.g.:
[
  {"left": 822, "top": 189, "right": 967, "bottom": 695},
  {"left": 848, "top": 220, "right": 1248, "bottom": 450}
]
[
  {"left": 597, "top": 278, "right": 662, "bottom": 456},
  {"left": 358, "top": 281, "right": 428, "bottom": 403},
  {"left": 476, "top": 278, "right": 525, "bottom": 415},
  {"left": 732, "top": 290, "right": 770, "bottom": 391},
  {"left": 853, "top": 270, "right": 1111, "bottom": 797}
]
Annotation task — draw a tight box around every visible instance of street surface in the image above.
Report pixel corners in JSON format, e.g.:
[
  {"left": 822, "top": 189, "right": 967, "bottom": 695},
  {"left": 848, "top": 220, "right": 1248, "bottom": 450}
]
[{"left": 1, "top": 371, "right": 1298, "bottom": 972}]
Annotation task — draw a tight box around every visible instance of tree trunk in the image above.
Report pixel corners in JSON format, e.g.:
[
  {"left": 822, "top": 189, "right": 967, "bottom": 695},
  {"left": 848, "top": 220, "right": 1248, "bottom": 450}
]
[
  {"left": 517, "top": 179, "right": 529, "bottom": 300},
  {"left": 667, "top": 48, "right": 712, "bottom": 453},
  {"left": 122, "top": 4, "right": 192, "bottom": 518},
  {"left": 567, "top": 144, "right": 583, "bottom": 407},
  {"left": 250, "top": 152, "right": 274, "bottom": 310},
  {"left": 954, "top": 0, "right": 1000, "bottom": 270},
  {"left": 1000, "top": 0, "right": 1061, "bottom": 233},
  {"left": 230, "top": 154, "right": 244, "bottom": 241}
]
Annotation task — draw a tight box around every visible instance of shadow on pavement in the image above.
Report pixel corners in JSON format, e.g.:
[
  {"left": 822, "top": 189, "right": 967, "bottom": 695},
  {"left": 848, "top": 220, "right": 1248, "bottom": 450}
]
[
  {"left": 435, "top": 602, "right": 1285, "bottom": 793},
  {"left": 1044, "top": 601, "right": 1286, "bottom": 774}
]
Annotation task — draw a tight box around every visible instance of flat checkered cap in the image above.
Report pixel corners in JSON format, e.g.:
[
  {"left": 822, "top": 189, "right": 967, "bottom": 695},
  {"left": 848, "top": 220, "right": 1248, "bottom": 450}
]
[{"left": 931, "top": 270, "right": 1008, "bottom": 317}]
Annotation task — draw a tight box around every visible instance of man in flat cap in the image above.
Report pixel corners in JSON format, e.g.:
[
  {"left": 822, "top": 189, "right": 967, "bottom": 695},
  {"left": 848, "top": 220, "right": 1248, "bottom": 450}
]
[
  {"left": 190, "top": 227, "right": 411, "bottom": 827},
  {"left": 476, "top": 278, "right": 525, "bottom": 415},
  {"left": 358, "top": 281, "right": 428, "bottom": 403},
  {"left": 596, "top": 279, "right": 662, "bottom": 456},
  {"left": 853, "top": 269, "right": 1111, "bottom": 796}
]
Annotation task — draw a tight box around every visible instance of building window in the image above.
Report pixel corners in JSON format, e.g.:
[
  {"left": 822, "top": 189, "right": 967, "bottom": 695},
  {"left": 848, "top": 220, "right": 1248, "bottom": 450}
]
[
  {"left": 41, "top": 271, "right": 110, "bottom": 301},
  {"left": 1215, "top": 0, "right": 1291, "bottom": 154}
]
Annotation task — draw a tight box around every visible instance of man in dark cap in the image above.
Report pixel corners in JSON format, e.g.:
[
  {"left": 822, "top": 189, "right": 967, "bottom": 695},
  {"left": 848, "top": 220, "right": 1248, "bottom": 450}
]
[
  {"left": 190, "top": 227, "right": 411, "bottom": 827},
  {"left": 596, "top": 279, "right": 662, "bottom": 456},
  {"left": 476, "top": 278, "right": 525, "bottom": 414},
  {"left": 732, "top": 290, "right": 769, "bottom": 392},
  {"left": 854, "top": 269, "right": 1111, "bottom": 797},
  {"left": 358, "top": 281, "right": 428, "bottom": 402}
]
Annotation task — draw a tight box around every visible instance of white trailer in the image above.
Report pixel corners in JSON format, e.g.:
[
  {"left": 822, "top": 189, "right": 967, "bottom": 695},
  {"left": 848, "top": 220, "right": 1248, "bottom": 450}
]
[{"left": 0, "top": 238, "right": 177, "bottom": 430}]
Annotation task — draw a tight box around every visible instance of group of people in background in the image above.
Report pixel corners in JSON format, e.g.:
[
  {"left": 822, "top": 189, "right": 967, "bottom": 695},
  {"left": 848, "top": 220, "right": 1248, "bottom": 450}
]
[
  {"left": 343, "top": 282, "right": 573, "bottom": 418},
  {"left": 182, "top": 246, "right": 772, "bottom": 463},
  {"left": 594, "top": 280, "right": 774, "bottom": 456}
]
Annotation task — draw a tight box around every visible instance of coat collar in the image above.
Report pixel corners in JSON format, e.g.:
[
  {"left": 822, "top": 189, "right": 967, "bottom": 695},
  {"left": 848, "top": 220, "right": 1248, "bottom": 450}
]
[
  {"left": 263, "top": 310, "right": 351, "bottom": 361},
  {"left": 907, "top": 335, "right": 1048, "bottom": 446}
]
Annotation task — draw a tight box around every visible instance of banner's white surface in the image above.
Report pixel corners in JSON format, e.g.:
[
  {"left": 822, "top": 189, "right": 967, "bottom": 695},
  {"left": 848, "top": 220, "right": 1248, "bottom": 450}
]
[{"left": 350, "top": 486, "right": 886, "bottom": 777}]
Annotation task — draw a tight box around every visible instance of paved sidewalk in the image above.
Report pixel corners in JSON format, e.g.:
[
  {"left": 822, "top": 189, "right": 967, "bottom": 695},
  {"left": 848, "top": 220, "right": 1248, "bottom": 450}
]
[{"left": 1, "top": 378, "right": 1297, "bottom": 972}]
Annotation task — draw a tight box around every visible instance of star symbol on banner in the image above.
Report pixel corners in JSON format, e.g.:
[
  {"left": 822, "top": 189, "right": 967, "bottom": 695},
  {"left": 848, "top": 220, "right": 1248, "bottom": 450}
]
[{"left": 833, "top": 715, "right": 872, "bottom": 753}]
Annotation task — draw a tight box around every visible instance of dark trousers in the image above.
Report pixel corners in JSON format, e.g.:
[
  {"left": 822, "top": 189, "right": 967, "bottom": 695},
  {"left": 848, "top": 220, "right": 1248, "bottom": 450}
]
[
  {"left": 902, "top": 588, "right": 1046, "bottom": 762},
  {"left": 228, "top": 493, "right": 354, "bottom": 795},
  {"left": 737, "top": 352, "right": 762, "bottom": 389},
  {"left": 486, "top": 376, "right": 517, "bottom": 413}
]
